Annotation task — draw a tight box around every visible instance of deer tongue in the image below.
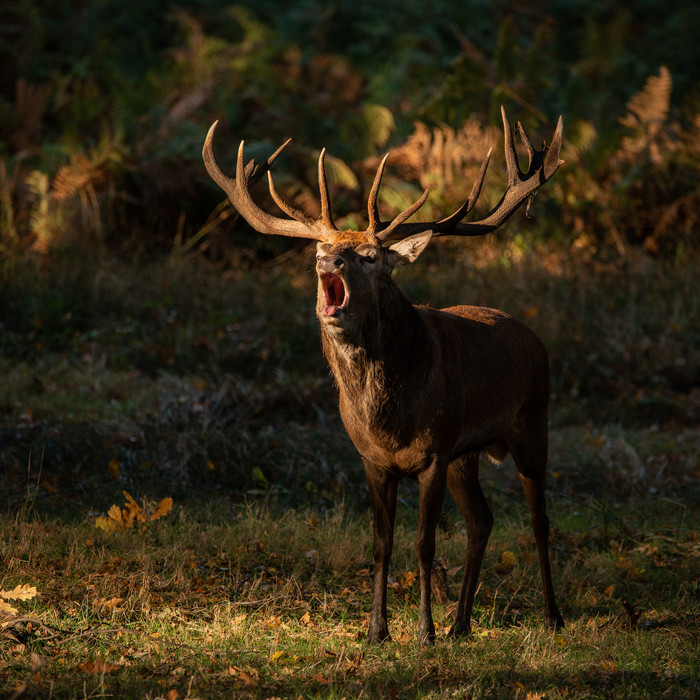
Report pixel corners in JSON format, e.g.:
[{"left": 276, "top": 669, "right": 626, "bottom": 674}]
[{"left": 321, "top": 274, "right": 346, "bottom": 316}]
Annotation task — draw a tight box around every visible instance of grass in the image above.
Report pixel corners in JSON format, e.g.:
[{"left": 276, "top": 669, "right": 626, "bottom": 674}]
[
  {"left": 1, "top": 239, "right": 698, "bottom": 697},
  {"left": 1, "top": 495, "right": 697, "bottom": 698}
]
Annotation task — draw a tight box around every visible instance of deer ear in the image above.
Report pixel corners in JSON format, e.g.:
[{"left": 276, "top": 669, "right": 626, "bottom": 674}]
[{"left": 387, "top": 231, "right": 433, "bottom": 265}]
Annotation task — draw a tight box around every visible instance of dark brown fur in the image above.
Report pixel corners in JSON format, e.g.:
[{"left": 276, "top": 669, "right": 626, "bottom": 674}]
[{"left": 316, "top": 238, "right": 563, "bottom": 644}]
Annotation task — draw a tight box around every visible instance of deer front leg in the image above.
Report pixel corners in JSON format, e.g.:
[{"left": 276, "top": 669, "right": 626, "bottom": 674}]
[
  {"left": 364, "top": 464, "right": 398, "bottom": 643},
  {"left": 415, "top": 457, "right": 447, "bottom": 645}
]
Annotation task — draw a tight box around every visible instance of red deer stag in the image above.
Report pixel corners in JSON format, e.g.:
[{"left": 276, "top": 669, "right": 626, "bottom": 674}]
[{"left": 203, "top": 107, "right": 565, "bottom": 644}]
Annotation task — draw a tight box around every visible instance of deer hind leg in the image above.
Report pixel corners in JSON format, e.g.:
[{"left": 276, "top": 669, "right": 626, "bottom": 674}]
[
  {"left": 507, "top": 428, "right": 564, "bottom": 630},
  {"left": 446, "top": 450, "right": 493, "bottom": 637},
  {"left": 364, "top": 464, "right": 398, "bottom": 643}
]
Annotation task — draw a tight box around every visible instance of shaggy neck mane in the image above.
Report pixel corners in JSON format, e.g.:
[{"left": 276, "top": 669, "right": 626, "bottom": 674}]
[{"left": 320, "top": 285, "right": 427, "bottom": 402}]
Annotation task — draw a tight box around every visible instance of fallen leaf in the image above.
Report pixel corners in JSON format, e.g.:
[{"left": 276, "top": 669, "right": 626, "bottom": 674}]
[
  {"left": 300, "top": 610, "right": 312, "bottom": 626},
  {"left": 1, "top": 584, "right": 38, "bottom": 601},
  {"left": 150, "top": 497, "right": 173, "bottom": 521},
  {"left": 123, "top": 491, "right": 146, "bottom": 524},
  {"left": 227, "top": 666, "right": 259, "bottom": 688},
  {"left": 501, "top": 550, "right": 516, "bottom": 567},
  {"left": 107, "top": 504, "right": 125, "bottom": 526},
  {"left": 496, "top": 550, "right": 516, "bottom": 573},
  {"left": 401, "top": 570, "right": 416, "bottom": 588},
  {"left": 108, "top": 457, "right": 120, "bottom": 479},
  {"left": 95, "top": 596, "right": 123, "bottom": 611},
  {"left": 0, "top": 601, "right": 19, "bottom": 616},
  {"left": 78, "top": 658, "right": 121, "bottom": 674}
]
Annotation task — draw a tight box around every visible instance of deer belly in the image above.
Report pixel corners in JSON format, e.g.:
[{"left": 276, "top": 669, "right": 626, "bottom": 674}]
[
  {"left": 343, "top": 420, "right": 440, "bottom": 475},
  {"left": 451, "top": 420, "right": 512, "bottom": 461}
]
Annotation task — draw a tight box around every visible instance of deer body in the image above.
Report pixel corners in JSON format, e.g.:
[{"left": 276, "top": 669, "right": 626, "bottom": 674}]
[
  {"left": 315, "top": 241, "right": 559, "bottom": 642},
  {"left": 322, "top": 302, "right": 545, "bottom": 473},
  {"left": 203, "top": 106, "right": 565, "bottom": 643}
]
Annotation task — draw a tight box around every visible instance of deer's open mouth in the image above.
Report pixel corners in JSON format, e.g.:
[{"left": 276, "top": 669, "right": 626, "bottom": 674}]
[{"left": 321, "top": 273, "right": 347, "bottom": 317}]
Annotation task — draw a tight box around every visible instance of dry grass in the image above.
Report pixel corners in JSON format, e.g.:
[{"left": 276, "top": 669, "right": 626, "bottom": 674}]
[{"left": 1, "top": 492, "right": 697, "bottom": 698}]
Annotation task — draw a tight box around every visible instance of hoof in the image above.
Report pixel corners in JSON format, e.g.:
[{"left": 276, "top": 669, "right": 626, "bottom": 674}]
[
  {"left": 545, "top": 610, "right": 565, "bottom": 630},
  {"left": 447, "top": 621, "right": 472, "bottom": 638},
  {"left": 367, "top": 623, "right": 391, "bottom": 644},
  {"left": 419, "top": 632, "right": 436, "bottom": 646}
]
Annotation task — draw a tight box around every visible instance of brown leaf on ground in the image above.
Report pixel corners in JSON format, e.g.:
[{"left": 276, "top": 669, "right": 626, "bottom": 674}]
[
  {"left": 1, "top": 584, "right": 38, "bottom": 601},
  {"left": 77, "top": 658, "right": 121, "bottom": 674},
  {"left": 150, "top": 497, "right": 173, "bottom": 521}
]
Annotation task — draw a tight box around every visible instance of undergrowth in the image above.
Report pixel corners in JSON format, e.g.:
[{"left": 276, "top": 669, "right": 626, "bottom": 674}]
[{"left": 2, "top": 2, "right": 700, "bottom": 257}]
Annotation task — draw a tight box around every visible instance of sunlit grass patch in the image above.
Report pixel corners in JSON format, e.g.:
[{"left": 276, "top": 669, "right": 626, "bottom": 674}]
[{"left": 1, "top": 496, "right": 697, "bottom": 698}]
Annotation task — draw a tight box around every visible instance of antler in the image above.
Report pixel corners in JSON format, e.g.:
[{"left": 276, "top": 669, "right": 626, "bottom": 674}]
[
  {"left": 204, "top": 121, "right": 439, "bottom": 244},
  {"left": 203, "top": 121, "right": 331, "bottom": 240},
  {"left": 203, "top": 106, "right": 563, "bottom": 244},
  {"left": 375, "top": 106, "right": 564, "bottom": 241}
]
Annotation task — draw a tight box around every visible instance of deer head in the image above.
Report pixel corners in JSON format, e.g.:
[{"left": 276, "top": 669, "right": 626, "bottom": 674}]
[{"left": 203, "top": 107, "right": 562, "bottom": 344}]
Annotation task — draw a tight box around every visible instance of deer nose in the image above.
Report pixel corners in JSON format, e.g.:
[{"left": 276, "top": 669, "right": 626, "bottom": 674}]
[{"left": 317, "top": 255, "right": 344, "bottom": 273}]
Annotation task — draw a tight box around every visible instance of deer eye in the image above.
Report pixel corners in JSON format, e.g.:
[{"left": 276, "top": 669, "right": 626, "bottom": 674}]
[{"left": 360, "top": 249, "right": 378, "bottom": 264}]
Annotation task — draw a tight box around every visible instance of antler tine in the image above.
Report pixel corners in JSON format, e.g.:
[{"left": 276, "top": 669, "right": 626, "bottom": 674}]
[
  {"left": 543, "top": 115, "right": 564, "bottom": 179},
  {"left": 431, "top": 146, "right": 492, "bottom": 232},
  {"left": 202, "top": 122, "right": 326, "bottom": 240},
  {"left": 379, "top": 106, "right": 564, "bottom": 241},
  {"left": 501, "top": 105, "right": 521, "bottom": 187},
  {"left": 516, "top": 121, "right": 537, "bottom": 172},
  {"left": 376, "top": 188, "right": 430, "bottom": 241},
  {"left": 245, "top": 138, "right": 292, "bottom": 186},
  {"left": 267, "top": 171, "right": 316, "bottom": 226},
  {"left": 318, "top": 148, "right": 338, "bottom": 232},
  {"left": 367, "top": 153, "right": 389, "bottom": 235},
  {"left": 234, "top": 140, "right": 269, "bottom": 220}
]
